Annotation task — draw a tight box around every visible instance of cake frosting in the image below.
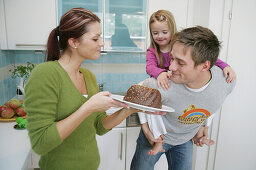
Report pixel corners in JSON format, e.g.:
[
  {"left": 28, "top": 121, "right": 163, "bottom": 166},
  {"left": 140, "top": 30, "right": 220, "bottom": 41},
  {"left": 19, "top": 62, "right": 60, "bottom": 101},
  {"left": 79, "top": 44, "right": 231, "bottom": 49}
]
[{"left": 124, "top": 85, "right": 162, "bottom": 108}]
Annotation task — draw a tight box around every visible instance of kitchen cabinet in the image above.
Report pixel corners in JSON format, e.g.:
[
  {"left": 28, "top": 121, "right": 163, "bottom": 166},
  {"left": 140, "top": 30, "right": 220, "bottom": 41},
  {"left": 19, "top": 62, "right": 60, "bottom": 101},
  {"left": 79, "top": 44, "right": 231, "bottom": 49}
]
[
  {"left": 59, "top": 0, "right": 147, "bottom": 52},
  {"left": 0, "top": 0, "right": 7, "bottom": 49},
  {"left": 96, "top": 126, "right": 168, "bottom": 170},
  {"left": 31, "top": 129, "right": 128, "bottom": 170},
  {"left": 126, "top": 127, "right": 168, "bottom": 170},
  {"left": 96, "top": 128, "right": 126, "bottom": 170},
  {"left": 0, "top": 122, "right": 32, "bottom": 170},
  {"left": 126, "top": 127, "right": 140, "bottom": 170},
  {"left": 31, "top": 150, "right": 40, "bottom": 169},
  {"left": 31, "top": 128, "right": 128, "bottom": 170},
  {"left": 1, "top": 0, "right": 57, "bottom": 50}
]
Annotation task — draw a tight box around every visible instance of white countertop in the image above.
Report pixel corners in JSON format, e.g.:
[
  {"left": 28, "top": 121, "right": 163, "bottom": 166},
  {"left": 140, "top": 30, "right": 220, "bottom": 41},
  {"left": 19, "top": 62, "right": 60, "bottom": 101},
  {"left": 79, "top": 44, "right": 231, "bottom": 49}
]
[{"left": 0, "top": 122, "right": 31, "bottom": 170}]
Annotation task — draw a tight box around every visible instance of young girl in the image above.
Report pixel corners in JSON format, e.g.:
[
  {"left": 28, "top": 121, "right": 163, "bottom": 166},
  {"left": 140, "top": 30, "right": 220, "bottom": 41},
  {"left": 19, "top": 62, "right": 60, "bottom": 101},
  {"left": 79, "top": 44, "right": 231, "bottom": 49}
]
[
  {"left": 141, "top": 10, "right": 237, "bottom": 155},
  {"left": 146, "top": 10, "right": 236, "bottom": 90}
]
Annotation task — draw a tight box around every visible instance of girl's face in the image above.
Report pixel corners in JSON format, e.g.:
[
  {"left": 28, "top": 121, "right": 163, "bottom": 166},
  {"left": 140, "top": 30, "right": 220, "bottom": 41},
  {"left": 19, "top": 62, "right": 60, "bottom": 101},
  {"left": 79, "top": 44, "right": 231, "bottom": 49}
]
[
  {"left": 151, "top": 20, "right": 171, "bottom": 48},
  {"left": 76, "top": 22, "right": 104, "bottom": 60}
]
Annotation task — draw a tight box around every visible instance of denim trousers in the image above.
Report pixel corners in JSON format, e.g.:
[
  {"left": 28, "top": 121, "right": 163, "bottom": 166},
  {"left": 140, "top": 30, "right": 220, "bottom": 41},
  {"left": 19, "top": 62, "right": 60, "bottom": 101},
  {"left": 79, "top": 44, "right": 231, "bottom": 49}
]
[{"left": 130, "top": 130, "right": 193, "bottom": 170}]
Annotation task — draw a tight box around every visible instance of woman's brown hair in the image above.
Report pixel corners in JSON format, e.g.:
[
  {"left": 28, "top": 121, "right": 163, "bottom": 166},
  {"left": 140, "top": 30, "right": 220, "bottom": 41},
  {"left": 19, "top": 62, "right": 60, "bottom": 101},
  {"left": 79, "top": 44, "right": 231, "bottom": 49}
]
[{"left": 46, "top": 8, "right": 100, "bottom": 61}]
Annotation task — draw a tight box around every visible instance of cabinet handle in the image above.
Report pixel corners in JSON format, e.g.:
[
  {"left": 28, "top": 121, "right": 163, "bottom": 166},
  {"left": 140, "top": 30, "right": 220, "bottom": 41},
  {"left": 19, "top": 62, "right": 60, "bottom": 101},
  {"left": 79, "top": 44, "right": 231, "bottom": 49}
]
[
  {"left": 16, "top": 44, "right": 46, "bottom": 47},
  {"left": 120, "top": 132, "right": 123, "bottom": 160}
]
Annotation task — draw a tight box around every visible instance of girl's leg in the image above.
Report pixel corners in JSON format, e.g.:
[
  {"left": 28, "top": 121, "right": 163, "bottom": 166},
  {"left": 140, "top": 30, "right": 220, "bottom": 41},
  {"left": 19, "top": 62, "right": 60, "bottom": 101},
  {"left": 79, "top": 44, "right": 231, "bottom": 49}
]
[{"left": 148, "top": 140, "right": 165, "bottom": 155}]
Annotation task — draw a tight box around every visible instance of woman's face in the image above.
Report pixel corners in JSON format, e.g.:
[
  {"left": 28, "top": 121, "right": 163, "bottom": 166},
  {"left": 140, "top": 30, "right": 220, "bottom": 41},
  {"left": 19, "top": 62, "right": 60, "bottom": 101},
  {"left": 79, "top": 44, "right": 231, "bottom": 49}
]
[
  {"left": 76, "top": 22, "right": 104, "bottom": 60},
  {"left": 150, "top": 20, "right": 171, "bottom": 48}
]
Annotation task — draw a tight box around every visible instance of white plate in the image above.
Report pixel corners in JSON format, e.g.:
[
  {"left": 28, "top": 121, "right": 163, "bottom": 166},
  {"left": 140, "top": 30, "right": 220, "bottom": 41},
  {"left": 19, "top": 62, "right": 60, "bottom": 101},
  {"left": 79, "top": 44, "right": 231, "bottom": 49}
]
[{"left": 110, "top": 94, "right": 175, "bottom": 113}]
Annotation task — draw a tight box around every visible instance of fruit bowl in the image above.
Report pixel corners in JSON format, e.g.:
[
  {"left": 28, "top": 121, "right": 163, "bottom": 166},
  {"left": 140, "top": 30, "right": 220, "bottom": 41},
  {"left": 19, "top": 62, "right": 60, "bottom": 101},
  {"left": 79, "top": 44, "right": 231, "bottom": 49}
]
[
  {"left": 0, "top": 99, "right": 26, "bottom": 122},
  {"left": 0, "top": 116, "right": 26, "bottom": 122}
]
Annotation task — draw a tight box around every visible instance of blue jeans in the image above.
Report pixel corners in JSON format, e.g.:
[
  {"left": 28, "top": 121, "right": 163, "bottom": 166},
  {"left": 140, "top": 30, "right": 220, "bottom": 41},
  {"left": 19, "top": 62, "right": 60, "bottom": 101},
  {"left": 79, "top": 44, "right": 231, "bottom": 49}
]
[{"left": 130, "top": 130, "right": 193, "bottom": 170}]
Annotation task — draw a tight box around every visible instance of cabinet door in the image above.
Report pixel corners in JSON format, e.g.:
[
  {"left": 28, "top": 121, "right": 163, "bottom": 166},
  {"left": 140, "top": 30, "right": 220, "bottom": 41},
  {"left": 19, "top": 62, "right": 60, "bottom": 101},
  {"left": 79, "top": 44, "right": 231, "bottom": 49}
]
[
  {"left": 4, "top": 0, "right": 57, "bottom": 50},
  {"left": 60, "top": 0, "right": 103, "bottom": 20},
  {"left": 0, "top": 0, "right": 7, "bottom": 49},
  {"left": 104, "top": 0, "right": 147, "bottom": 52},
  {"left": 214, "top": 0, "right": 256, "bottom": 170},
  {"left": 126, "top": 127, "right": 140, "bottom": 170},
  {"left": 126, "top": 127, "right": 168, "bottom": 170},
  {"left": 96, "top": 128, "right": 126, "bottom": 170},
  {"left": 31, "top": 150, "right": 40, "bottom": 168}
]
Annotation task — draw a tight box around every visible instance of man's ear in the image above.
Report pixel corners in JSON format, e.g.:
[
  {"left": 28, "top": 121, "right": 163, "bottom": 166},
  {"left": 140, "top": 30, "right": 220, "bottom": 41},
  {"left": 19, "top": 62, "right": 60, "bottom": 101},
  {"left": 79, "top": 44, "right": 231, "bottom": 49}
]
[
  {"left": 68, "top": 38, "right": 79, "bottom": 49},
  {"left": 202, "top": 60, "right": 211, "bottom": 71}
]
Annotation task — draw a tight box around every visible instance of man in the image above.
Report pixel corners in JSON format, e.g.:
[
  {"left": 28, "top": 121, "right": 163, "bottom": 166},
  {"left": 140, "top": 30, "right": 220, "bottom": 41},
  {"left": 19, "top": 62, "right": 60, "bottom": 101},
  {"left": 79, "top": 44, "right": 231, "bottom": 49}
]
[{"left": 130, "top": 26, "right": 236, "bottom": 170}]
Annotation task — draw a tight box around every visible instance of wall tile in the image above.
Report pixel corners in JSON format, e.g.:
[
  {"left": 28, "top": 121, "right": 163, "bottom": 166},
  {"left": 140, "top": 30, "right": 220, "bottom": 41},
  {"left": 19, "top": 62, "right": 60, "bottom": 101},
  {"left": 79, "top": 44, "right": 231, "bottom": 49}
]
[
  {"left": 0, "top": 50, "right": 16, "bottom": 104},
  {"left": 0, "top": 49, "right": 149, "bottom": 104}
]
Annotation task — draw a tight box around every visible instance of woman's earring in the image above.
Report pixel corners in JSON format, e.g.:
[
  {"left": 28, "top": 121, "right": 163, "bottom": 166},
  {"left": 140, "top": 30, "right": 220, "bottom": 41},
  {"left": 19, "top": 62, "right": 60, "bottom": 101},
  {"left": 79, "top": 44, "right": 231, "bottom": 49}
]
[{"left": 74, "top": 46, "right": 77, "bottom": 49}]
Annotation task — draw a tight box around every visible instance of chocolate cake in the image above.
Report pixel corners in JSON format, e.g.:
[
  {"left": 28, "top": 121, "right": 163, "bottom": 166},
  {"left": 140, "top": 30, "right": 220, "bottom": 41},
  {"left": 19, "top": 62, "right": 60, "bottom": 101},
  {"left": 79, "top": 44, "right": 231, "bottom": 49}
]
[{"left": 124, "top": 85, "right": 162, "bottom": 108}]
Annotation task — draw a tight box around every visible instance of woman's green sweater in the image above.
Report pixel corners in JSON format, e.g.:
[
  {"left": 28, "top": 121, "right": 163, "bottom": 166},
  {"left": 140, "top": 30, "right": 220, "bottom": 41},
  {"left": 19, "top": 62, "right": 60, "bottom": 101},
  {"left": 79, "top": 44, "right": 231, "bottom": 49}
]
[{"left": 24, "top": 61, "right": 109, "bottom": 170}]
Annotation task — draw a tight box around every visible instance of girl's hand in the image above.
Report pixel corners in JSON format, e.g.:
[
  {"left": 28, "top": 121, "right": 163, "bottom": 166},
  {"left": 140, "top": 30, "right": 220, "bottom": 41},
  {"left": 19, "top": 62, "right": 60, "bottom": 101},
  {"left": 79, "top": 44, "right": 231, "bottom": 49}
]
[
  {"left": 85, "top": 91, "right": 127, "bottom": 113},
  {"left": 157, "top": 72, "right": 171, "bottom": 90},
  {"left": 223, "top": 66, "right": 236, "bottom": 83}
]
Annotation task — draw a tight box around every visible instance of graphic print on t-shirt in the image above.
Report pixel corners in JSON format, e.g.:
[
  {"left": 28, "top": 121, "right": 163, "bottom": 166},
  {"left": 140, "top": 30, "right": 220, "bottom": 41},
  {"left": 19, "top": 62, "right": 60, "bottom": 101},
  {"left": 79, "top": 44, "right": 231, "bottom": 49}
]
[{"left": 178, "top": 104, "right": 210, "bottom": 124}]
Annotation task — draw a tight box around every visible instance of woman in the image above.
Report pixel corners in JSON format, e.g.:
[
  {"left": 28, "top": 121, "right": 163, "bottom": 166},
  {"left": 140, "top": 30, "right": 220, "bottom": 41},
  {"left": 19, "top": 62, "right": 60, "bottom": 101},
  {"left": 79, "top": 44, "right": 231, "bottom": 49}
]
[{"left": 24, "top": 8, "right": 164, "bottom": 170}]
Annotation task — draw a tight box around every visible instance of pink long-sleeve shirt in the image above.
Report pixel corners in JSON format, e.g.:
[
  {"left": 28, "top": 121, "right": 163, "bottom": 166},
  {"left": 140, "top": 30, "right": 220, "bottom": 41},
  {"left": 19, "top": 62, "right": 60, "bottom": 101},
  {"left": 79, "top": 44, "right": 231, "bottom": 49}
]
[{"left": 146, "top": 47, "right": 229, "bottom": 78}]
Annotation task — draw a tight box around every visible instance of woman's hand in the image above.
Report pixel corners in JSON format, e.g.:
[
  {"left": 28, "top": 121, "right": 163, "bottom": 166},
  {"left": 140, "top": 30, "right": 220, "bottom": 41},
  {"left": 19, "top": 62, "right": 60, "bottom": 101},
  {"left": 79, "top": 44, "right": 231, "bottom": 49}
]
[
  {"left": 223, "top": 66, "right": 236, "bottom": 83},
  {"left": 157, "top": 72, "right": 171, "bottom": 90},
  {"left": 85, "top": 91, "right": 127, "bottom": 113}
]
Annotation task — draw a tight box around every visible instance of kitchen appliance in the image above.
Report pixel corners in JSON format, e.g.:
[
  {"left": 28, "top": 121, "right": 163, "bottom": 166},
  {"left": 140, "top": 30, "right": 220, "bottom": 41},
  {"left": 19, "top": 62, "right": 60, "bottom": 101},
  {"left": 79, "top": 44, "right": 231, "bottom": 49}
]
[{"left": 126, "top": 113, "right": 140, "bottom": 127}]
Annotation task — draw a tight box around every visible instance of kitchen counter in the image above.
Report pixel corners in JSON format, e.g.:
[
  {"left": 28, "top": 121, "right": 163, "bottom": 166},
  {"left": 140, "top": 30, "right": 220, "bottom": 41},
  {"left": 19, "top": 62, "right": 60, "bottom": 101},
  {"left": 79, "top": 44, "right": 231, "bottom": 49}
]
[
  {"left": 0, "top": 122, "right": 31, "bottom": 170},
  {"left": 0, "top": 107, "right": 137, "bottom": 170}
]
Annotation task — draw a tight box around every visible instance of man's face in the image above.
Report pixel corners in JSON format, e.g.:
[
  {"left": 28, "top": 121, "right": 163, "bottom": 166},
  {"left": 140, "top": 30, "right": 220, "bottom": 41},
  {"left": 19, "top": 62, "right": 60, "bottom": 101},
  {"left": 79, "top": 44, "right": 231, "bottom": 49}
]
[{"left": 169, "top": 43, "right": 203, "bottom": 87}]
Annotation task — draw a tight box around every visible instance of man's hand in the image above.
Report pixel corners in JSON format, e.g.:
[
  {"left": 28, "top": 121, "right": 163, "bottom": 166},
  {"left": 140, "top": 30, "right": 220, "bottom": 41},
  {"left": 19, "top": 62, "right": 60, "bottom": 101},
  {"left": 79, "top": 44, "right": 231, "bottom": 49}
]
[
  {"left": 193, "top": 126, "right": 215, "bottom": 147},
  {"left": 193, "top": 126, "right": 204, "bottom": 146}
]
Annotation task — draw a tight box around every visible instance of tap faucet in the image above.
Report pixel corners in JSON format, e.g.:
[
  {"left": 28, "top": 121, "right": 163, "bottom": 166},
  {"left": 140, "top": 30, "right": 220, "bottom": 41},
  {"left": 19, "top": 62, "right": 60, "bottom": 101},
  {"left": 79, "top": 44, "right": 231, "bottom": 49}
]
[
  {"left": 17, "top": 85, "right": 24, "bottom": 95},
  {"left": 17, "top": 78, "right": 25, "bottom": 95},
  {"left": 98, "top": 83, "right": 105, "bottom": 92}
]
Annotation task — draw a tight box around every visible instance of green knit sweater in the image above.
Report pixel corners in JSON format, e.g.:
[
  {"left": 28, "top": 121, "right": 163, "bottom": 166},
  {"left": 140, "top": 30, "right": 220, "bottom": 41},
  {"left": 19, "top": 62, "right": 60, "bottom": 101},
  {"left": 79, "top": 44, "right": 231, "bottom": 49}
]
[{"left": 24, "top": 61, "right": 109, "bottom": 170}]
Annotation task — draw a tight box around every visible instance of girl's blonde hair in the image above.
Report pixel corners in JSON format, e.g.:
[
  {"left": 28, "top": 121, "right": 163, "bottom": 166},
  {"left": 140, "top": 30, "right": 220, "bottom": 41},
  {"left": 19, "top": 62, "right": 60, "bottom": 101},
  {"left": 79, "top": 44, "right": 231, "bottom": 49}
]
[{"left": 149, "top": 10, "right": 177, "bottom": 68}]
